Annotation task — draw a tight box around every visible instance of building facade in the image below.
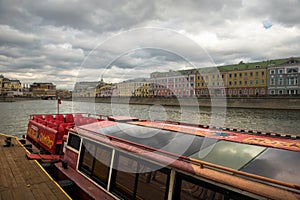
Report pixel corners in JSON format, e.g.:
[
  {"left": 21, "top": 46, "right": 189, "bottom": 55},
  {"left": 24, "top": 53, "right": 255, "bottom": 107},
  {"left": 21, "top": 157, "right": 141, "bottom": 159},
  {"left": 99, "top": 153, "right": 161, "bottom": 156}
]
[
  {"left": 96, "top": 84, "right": 113, "bottom": 97},
  {"left": 150, "top": 70, "right": 196, "bottom": 97},
  {"left": 73, "top": 81, "right": 104, "bottom": 97},
  {"left": 195, "top": 68, "right": 226, "bottom": 97},
  {"left": 30, "top": 82, "right": 56, "bottom": 97},
  {"left": 268, "top": 58, "right": 300, "bottom": 95},
  {"left": 114, "top": 79, "right": 151, "bottom": 97},
  {"left": 226, "top": 66, "right": 267, "bottom": 97},
  {"left": 0, "top": 75, "right": 23, "bottom": 96}
]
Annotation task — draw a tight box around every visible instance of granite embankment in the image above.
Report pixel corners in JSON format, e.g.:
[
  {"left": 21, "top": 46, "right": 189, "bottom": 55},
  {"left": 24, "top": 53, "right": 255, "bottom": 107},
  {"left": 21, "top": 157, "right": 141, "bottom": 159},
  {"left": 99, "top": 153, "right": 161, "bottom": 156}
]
[
  {"left": 0, "top": 96, "right": 40, "bottom": 102},
  {"left": 76, "top": 96, "right": 300, "bottom": 110},
  {"left": 2, "top": 96, "right": 300, "bottom": 110}
]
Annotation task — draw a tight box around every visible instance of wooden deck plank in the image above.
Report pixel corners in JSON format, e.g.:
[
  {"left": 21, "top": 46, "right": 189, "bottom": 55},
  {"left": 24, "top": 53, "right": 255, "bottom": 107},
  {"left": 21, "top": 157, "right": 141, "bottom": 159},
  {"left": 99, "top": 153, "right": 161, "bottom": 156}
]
[
  {"left": 0, "top": 134, "right": 70, "bottom": 200},
  {"left": 0, "top": 190, "right": 13, "bottom": 200}
]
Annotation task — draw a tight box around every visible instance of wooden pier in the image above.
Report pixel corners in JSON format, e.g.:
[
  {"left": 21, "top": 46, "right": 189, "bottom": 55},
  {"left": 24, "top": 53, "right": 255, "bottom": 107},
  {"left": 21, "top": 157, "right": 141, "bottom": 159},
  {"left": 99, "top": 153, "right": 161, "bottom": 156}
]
[{"left": 0, "top": 134, "right": 70, "bottom": 200}]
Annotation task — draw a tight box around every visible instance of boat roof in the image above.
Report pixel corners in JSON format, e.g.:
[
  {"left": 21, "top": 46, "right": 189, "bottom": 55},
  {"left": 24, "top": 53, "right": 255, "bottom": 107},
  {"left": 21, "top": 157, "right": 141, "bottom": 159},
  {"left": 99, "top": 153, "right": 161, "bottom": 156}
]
[{"left": 75, "top": 119, "right": 300, "bottom": 188}]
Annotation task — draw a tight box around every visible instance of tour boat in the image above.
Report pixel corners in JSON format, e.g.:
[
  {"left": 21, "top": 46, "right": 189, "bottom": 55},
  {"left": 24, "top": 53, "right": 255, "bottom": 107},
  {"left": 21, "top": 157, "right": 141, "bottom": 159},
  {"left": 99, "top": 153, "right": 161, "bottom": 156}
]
[{"left": 24, "top": 113, "right": 300, "bottom": 200}]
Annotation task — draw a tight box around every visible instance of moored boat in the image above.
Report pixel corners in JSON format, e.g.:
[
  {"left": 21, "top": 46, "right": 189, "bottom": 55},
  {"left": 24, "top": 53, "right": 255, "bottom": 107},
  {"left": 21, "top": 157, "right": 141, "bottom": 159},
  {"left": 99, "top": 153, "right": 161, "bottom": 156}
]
[{"left": 23, "top": 113, "right": 300, "bottom": 200}]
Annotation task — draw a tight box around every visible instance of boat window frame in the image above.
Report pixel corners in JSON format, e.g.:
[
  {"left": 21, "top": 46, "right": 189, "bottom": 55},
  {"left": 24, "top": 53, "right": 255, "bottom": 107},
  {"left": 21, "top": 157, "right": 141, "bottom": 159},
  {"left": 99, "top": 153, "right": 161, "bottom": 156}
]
[
  {"left": 66, "top": 132, "right": 81, "bottom": 151},
  {"left": 78, "top": 138, "right": 113, "bottom": 188},
  {"left": 173, "top": 172, "right": 255, "bottom": 200},
  {"left": 110, "top": 150, "right": 171, "bottom": 200}
]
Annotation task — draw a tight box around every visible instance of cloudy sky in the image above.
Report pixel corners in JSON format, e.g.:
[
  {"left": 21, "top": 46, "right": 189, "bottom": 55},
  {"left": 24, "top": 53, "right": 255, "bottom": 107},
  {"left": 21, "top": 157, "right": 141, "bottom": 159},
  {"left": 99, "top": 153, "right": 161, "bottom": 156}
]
[{"left": 0, "top": 0, "right": 299, "bottom": 89}]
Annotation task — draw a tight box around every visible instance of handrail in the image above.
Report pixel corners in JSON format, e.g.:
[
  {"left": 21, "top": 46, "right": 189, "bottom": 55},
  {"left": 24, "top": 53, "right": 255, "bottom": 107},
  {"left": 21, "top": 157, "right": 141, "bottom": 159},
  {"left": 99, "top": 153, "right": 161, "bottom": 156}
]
[
  {"left": 28, "top": 113, "right": 110, "bottom": 120},
  {"left": 76, "top": 126, "right": 300, "bottom": 192},
  {"left": 155, "top": 120, "right": 300, "bottom": 139}
]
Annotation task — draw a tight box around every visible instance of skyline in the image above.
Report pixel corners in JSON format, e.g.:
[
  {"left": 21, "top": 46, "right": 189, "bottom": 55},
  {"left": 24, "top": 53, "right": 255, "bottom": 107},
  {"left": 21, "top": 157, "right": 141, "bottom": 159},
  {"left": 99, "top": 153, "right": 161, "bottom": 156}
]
[{"left": 1, "top": 0, "right": 300, "bottom": 90}]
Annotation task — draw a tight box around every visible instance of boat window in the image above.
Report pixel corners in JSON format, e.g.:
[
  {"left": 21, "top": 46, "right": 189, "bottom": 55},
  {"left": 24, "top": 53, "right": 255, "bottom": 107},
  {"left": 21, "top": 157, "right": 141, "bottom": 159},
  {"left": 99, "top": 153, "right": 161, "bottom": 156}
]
[
  {"left": 79, "top": 140, "right": 96, "bottom": 175},
  {"left": 240, "top": 148, "right": 300, "bottom": 186},
  {"left": 96, "top": 123, "right": 209, "bottom": 157},
  {"left": 111, "top": 152, "right": 170, "bottom": 200},
  {"left": 113, "top": 153, "right": 138, "bottom": 199},
  {"left": 189, "top": 141, "right": 266, "bottom": 170},
  {"left": 174, "top": 173, "right": 254, "bottom": 200},
  {"left": 136, "top": 160, "right": 169, "bottom": 200},
  {"left": 67, "top": 133, "right": 81, "bottom": 150},
  {"left": 78, "top": 139, "right": 112, "bottom": 187}
]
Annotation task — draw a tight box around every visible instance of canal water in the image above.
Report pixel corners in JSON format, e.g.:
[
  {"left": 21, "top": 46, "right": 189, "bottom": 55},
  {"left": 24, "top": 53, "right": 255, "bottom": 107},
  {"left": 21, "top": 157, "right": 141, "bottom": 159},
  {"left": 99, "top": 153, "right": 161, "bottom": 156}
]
[{"left": 0, "top": 99, "right": 299, "bottom": 136}]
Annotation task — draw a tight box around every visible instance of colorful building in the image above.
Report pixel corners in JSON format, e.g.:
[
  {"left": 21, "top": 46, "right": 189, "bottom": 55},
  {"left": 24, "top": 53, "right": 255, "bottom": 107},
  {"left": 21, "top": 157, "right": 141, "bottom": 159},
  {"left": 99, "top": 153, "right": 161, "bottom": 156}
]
[
  {"left": 134, "top": 82, "right": 153, "bottom": 97},
  {"left": 195, "top": 67, "right": 226, "bottom": 97},
  {"left": 268, "top": 57, "right": 300, "bottom": 95},
  {"left": 150, "top": 69, "right": 196, "bottom": 97},
  {"left": 115, "top": 79, "right": 151, "bottom": 97},
  {"left": 96, "top": 83, "right": 113, "bottom": 97},
  {"left": 223, "top": 63, "right": 267, "bottom": 97},
  {"left": 0, "top": 75, "right": 23, "bottom": 96},
  {"left": 30, "top": 82, "right": 56, "bottom": 97}
]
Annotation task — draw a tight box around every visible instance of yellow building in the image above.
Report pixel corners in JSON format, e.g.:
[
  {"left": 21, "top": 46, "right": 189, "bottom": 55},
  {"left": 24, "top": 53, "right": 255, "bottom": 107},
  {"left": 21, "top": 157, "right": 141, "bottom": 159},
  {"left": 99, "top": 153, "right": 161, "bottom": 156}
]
[
  {"left": 30, "top": 82, "right": 56, "bottom": 97},
  {"left": 96, "top": 83, "right": 113, "bottom": 97},
  {"left": 194, "top": 61, "right": 268, "bottom": 97},
  {"left": 223, "top": 64, "right": 267, "bottom": 97},
  {"left": 195, "top": 68, "right": 226, "bottom": 97},
  {"left": 0, "top": 75, "right": 22, "bottom": 96},
  {"left": 115, "top": 79, "right": 151, "bottom": 97},
  {"left": 135, "top": 82, "right": 153, "bottom": 97}
]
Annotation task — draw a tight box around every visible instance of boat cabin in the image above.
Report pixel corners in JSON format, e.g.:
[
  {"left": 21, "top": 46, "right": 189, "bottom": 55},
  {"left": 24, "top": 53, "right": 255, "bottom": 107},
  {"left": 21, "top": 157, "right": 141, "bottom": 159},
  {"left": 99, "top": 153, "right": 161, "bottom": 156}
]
[{"left": 26, "top": 114, "right": 300, "bottom": 200}]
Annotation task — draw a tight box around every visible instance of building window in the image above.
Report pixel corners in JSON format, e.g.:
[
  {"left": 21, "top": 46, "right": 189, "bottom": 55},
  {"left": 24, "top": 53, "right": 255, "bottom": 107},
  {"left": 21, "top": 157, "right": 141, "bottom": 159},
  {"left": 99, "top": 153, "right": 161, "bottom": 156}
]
[
  {"left": 250, "top": 80, "right": 253, "bottom": 85},
  {"left": 239, "top": 73, "right": 242, "bottom": 77},
  {"left": 250, "top": 72, "right": 253, "bottom": 76},
  {"left": 234, "top": 73, "right": 237, "bottom": 78},
  {"left": 229, "top": 74, "right": 232, "bottom": 78},
  {"left": 244, "top": 80, "right": 247, "bottom": 85},
  {"left": 270, "top": 90, "right": 275, "bottom": 95},
  {"left": 234, "top": 81, "right": 237, "bottom": 86},
  {"left": 256, "top": 72, "right": 259, "bottom": 76},
  {"left": 244, "top": 72, "right": 247, "bottom": 77},
  {"left": 261, "top": 71, "right": 265, "bottom": 76},
  {"left": 261, "top": 88, "right": 265, "bottom": 95},
  {"left": 278, "top": 78, "right": 284, "bottom": 85},
  {"left": 270, "top": 70, "right": 275, "bottom": 74},
  {"left": 255, "top": 79, "right": 259, "bottom": 84},
  {"left": 261, "top": 79, "right": 264, "bottom": 84},
  {"left": 239, "top": 81, "right": 242, "bottom": 85},
  {"left": 287, "top": 68, "right": 298, "bottom": 73},
  {"left": 244, "top": 89, "right": 248, "bottom": 95},
  {"left": 288, "top": 77, "right": 298, "bottom": 85},
  {"left": 233, "top": 89, "right": 237, "bottom": 95},
  {"left": 229, "top": 89, "right": 232, "bottom": 95},
  {"left": 255, "top": 88, "right": 259, "bottom": 96},
  {"left": 249, "top": 89, "right": 253, "bottom": 95},
  {"left": 287, "top": 90, "right": 298, "bottom": 95},
  {"left": 278, "top": 69, "right": 283, "bottom": 74},
  {"left": 229, "top": 81, "right": 232, "bottom": 86},
  {"left": 270, "top": 78, "right": 275, "bottom": 85},
  {"left": 279, "top": 90, "right": 283, "bottom": 95}
]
